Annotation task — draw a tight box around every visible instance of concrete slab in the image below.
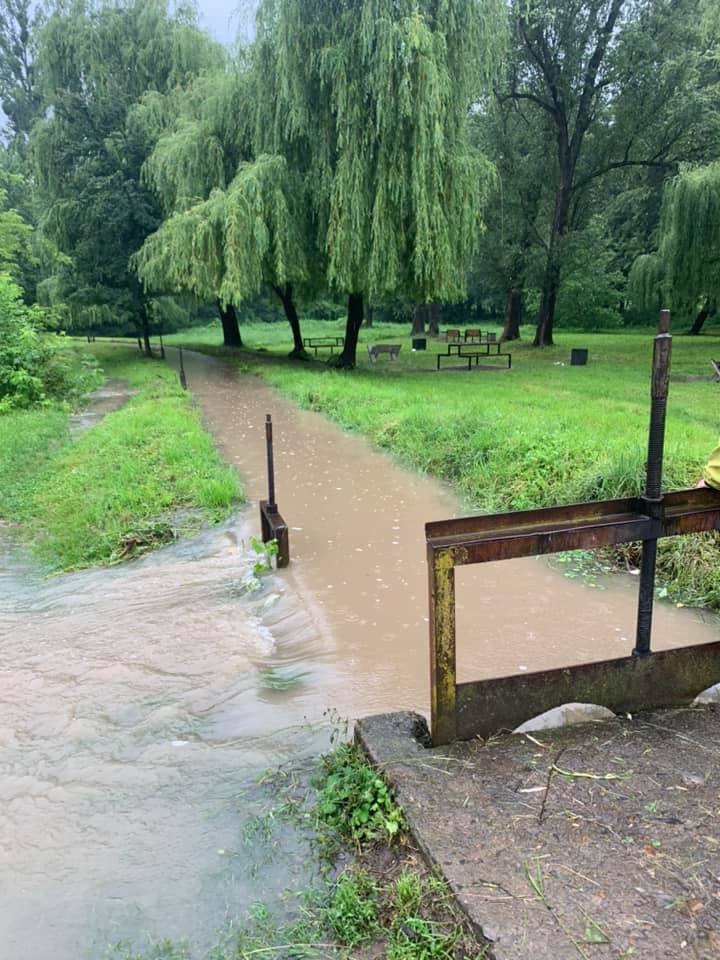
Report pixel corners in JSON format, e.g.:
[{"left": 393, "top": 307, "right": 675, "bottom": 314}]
[{"left": 356, "top": 707, "right": 720, "bottom": 960}]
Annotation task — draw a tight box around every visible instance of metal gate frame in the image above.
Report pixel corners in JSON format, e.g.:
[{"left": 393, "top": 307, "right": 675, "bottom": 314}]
[{"left": 426, "top": 314, "right": 720, "bottom": 745}]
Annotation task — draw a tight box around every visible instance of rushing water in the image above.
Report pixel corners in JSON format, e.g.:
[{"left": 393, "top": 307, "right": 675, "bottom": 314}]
[{"left": 1, "top": 348, "right": 716, "bottom": 959}]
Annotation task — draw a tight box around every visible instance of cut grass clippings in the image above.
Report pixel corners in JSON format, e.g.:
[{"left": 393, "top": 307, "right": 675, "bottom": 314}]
[{"left": 0, "top": 344, "right": 242, "bottom": 571}]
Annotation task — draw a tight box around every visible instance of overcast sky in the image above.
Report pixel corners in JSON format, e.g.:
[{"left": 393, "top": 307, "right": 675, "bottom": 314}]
[
  {"left": 0, "top": 3, "right": 255, "bottom": 137},
  {"left": 197, "top": 0, "right": 256, "bottom": 43}
]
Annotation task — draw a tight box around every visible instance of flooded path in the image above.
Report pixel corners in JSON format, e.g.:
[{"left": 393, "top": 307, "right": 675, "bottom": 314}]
[
  {"left": 175, "top": 349, "right": 718, "bottom": 694},
  {"left": 0, "top": 348, "right": 716, "bottom": 959}
]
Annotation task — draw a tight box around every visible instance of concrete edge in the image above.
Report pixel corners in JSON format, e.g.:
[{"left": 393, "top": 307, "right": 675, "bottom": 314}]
[{"left": 355, "top": 712, "right": 497, "bottom": 958}]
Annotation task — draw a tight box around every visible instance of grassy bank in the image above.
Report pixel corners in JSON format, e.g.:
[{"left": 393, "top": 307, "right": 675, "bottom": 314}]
[
  {"left": 164, "top": 319, "right": 720, "bottom": 607},
  {"left": 0, "top": 344, "right": 241, "bottom": 571}
]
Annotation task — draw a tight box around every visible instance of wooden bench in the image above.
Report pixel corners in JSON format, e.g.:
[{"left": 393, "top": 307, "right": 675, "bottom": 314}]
[
  {"left": 464, "top": 328, "right": 483, "bottom": 342},
  {"left": 711, "top": 360, "right": 720, "bottom": 381},
  {"left": 368, "top": 343, "right": 402, "bottom": 362},
  {"left": 444, "top": 329, "right": 461, "bottom": 342},
  {"left": 303, "top": 336, "right": 344, "bottom": 356}
]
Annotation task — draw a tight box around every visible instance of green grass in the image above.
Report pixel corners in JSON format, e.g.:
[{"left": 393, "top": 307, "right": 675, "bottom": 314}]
[
  {"left": 108, "top": 867, "right": 486, "bottom": 960},
  {"left": 0, "top": 406, "right": 71, "bottom": 519},
  {"left": 0, "top": 344, "right": 242, "bottom": 571}
]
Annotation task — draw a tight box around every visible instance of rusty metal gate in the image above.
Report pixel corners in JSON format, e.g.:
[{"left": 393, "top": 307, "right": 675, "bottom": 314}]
[{"left": 426, "top": 314, "right": 720, "bottom": 745}]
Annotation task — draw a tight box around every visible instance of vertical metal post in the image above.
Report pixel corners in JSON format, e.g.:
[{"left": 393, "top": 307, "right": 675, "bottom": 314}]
[
  {"left": 178, "top": 346, "right": 187, "bottom": 390},
  {"left": 265, "top": 414, "right": 277, "bottom": 511},
  {"left": 259, "top": 414, "right": 290, "bottom": 566},
  {"left": 634, "top": 309, "right": 672, "bottom": 657},
  {"left": 429, "top": 546, "right": 458, "bottom": 745}
]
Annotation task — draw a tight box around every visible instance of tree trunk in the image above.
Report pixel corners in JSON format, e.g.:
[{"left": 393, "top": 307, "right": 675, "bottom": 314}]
[
  {"left": 501, "top": 288, "right": 522, "bottom": 341},
  {"left": 364, "top": 304, "right": 374, "bottom": 328},
  {"left": 689, "top": 302, "right": 711, "bottom": 335},
  {"left": 140, "top": 308, "right": 152, "bottom": 357},
  {"left": 331, "top": 293, "right": 364, "bottom": 368},
  {"left": 274, "top": 283, "right": 306, "bottom": 357},
  {"left": 428, "top": 303, "right": 439, "bottom": 336},
  {"left": 217, "top": 300, "right": 243, "bottom": 347},
  {"left": 534, "top": 262, "right": 560, "bottom": 346},
  {"left": 534, "top": 175, "right": 571, "bottom": 346},
  {"left": 411, "top": 302, "right": 426, "bottom": 335}
]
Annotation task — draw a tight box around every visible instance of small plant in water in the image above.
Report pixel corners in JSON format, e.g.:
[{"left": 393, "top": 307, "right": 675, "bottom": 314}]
[
  {"left": 250, "top": 535, "right": 279, "bottom": 575},
  {"left": 236, "top": 536, "right": 279, "bottom": 593}
]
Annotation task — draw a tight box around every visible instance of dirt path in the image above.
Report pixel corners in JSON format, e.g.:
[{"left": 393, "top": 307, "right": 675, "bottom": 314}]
[{"left": 359, "top": 708, "right": 720, "bottom": 960}]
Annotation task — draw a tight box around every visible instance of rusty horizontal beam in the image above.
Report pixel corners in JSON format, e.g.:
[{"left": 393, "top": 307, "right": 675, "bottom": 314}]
[
  {"left": 426, "top": 488, "right": 720, "bottom": 565},
  {"left": 663, "top": 487, "right": 720, "bottom": 535},
  {"left": 454, "top": 641, "right": 720, "bottom": 742}
]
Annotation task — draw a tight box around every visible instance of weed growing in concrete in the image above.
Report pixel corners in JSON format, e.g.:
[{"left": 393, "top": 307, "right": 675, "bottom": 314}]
[{"left": 315, "top": 742, "right": 405, "bottom": 845}]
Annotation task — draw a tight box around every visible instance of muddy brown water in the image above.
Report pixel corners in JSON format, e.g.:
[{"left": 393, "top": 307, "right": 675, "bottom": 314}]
[{"left": 1, "top": 348, "right": 716, "bottom": 959}]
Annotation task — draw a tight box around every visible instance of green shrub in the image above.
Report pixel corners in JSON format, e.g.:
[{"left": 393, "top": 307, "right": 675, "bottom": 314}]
[
  {"left": 0, "top": 274, "right": 96, "bottom": 409},
  {"left": 315, "top": 743, "right": 405, "bottom": 845}
]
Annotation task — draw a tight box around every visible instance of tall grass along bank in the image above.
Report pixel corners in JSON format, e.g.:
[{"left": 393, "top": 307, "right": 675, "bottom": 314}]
[{"left": 0, "top": 345, "right": 241, "bottom": 572}]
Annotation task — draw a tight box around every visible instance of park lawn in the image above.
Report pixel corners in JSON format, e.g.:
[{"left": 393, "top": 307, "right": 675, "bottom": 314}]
[
  {"left": 167, "top": 319, "right": 717, "bottom": 506},
  {"left": 167, "top": 318, "right": 719, "bottom": 607},
  {"left": 0, "top": 344, "right": 242, "bottom": 572}
]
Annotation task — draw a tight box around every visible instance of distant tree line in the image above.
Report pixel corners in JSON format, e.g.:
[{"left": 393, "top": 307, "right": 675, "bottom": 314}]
[{"left": 0, "top": 0, "right": 717, "bottom": 366}]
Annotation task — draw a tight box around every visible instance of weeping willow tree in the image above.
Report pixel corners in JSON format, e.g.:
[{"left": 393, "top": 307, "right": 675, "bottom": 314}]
[
  {"left": 141, "top": 71, "right": 249, "bottom": 210},
  {"left": 135, "top": 70, "right": 250, "bottom": 346},
  {"left": 630, "top": 163, "right": 720, "bottom": 334},
  {"left": 138, "top": 65, "right": 314, "bottom": 352},
  {"left": 254, "top": 0, "right": 505, "bottom": 367},
  {"left": 135, "top": 154, "right": 310, "bottom": 350},
  {"left": 628, "top": 253, "right": 666, "bottom": 320}
]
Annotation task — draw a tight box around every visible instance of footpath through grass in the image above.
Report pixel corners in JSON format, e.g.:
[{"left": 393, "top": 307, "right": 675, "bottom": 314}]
[
  {"left": 0, "top": 344, "right": 241, "bottom": 572},
  {"left": 166, "top": 319, "right": 720, "bottom": 607}
]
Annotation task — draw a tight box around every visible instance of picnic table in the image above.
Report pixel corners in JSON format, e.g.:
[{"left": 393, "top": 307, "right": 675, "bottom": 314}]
[
  {"left": 436, "top": 340, "right": 511, "bottom": 370},
  {"left": 303, "top": 336, "right": 345, "bottom": 356}
]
